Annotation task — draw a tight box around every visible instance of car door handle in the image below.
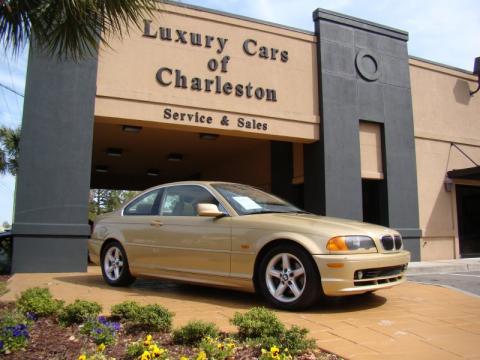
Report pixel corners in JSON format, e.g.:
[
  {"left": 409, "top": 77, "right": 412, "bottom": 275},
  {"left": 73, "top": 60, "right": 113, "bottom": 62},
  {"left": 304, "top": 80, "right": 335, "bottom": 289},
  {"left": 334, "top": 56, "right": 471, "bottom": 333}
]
[{"left": 150, "top": 220, "right": 163, "bottom": 227}]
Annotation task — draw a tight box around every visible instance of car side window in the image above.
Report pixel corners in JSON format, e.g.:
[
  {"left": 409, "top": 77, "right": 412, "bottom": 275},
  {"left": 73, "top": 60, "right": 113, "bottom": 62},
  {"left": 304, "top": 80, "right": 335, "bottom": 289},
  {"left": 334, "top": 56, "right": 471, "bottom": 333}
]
[
  {"left": 124, "top": 189, "right": 162, "bottom": 216},
  {"left": 160, "top": 185, "right": 219, "bottom": 216}
]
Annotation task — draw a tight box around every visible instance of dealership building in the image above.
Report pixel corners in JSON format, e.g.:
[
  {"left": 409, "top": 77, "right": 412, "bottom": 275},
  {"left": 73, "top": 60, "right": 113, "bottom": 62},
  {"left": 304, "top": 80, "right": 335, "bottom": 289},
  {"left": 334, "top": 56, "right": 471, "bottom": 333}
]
[{"left": 11, "top": 2, "right": 480, "bottom": 272}]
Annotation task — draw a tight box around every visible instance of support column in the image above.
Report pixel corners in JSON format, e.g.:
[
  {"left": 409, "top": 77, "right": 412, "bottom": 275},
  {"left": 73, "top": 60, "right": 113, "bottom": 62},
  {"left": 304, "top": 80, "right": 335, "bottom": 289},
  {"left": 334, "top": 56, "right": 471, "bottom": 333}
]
[
  {"left": 306, "top": 9, "right": 421, "bottom": 260},
  {"left": 271, "top": 141, "right": 296, "bottom": 204},
  {"left": 12, "top": 46, "right": 98, "bottom": 272}
]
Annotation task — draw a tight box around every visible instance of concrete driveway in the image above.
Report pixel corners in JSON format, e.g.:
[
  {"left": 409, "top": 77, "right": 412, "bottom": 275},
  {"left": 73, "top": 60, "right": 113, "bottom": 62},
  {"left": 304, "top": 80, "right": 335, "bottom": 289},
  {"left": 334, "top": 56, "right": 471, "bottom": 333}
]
[{"left": 2, "top": 266, "right": 480, "bottom": 359}]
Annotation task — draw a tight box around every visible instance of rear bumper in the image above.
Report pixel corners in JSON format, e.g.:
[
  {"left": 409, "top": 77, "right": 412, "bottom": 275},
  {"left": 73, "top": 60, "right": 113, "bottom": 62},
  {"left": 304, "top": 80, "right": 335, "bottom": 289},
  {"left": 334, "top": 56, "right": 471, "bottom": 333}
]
[{"left": 313, "top": 251, "right": 410, "bottom": 296}]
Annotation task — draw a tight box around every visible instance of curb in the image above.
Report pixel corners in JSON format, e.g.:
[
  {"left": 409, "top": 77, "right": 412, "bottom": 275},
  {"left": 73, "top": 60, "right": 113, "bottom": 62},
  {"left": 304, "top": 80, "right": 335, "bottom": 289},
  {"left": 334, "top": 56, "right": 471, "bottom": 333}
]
[{"left": 406, "top": 259, "right": 480, "bottom": 275}]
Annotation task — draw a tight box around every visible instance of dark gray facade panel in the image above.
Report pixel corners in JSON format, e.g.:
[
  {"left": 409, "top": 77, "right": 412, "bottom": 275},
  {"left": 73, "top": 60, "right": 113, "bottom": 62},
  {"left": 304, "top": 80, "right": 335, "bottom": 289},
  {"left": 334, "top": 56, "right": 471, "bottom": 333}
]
[
  {"left": 322, "top": 101, "right": 363, "bottom": 220},
  {"left": 321, "top": 73, "right": 357, "bottom": 104},
  {"left": 354, "top": 31, "right": 408, "bottom": 58},
  {"left": 312, "top": 9, "right": 409, "bottom": 41},
  {"left": 309, "top": 9, "right": 421, "bottom": 260},
  {"left": 356, "top": 81, "right": 385, "bottom": 122},
  {"left": 12, "top": 45, "right": 98, "bottom": 272},
  {"left": 379, "top": 54, "right": 411, "bottom": 88},
  {"left": 321, "top": 41, "right": 356, "bottom": 78},
  {"left": 317, "top": 21, "right": 354, "bottom": 45},
  {"left": 12, "top": 237, "right": 88, "bottom": 273}
]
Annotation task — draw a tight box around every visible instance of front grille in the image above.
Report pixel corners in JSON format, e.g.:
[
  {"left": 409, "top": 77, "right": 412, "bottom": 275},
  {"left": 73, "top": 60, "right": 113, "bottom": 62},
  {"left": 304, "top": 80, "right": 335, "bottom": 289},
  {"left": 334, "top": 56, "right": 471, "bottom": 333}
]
[
  {"left": 394, "top": 235, "right": 402, "bottom": 249},
  {"left": 381, "top": 235, "right": 394, "bottom": 250},
  {"left": 354, "top": 264, "right": 407, "bottom": 287}
]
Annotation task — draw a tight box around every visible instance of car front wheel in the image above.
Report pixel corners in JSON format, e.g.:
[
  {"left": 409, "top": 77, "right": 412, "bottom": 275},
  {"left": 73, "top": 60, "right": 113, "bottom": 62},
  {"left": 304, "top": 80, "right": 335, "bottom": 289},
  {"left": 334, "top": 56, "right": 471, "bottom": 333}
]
[
  {"left": 101, "top": 241, "right": 135, "bottom": 286},
  {"left": 258, "top": 244, "right": 321, "bottom": 310}
]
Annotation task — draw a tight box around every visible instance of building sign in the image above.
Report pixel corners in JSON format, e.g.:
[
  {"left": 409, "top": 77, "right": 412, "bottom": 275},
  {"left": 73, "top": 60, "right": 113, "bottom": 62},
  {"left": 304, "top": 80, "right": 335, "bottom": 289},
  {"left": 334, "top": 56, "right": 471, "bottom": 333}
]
[{"left": 95, "top": 3, "right": 319, "bottom": 142}]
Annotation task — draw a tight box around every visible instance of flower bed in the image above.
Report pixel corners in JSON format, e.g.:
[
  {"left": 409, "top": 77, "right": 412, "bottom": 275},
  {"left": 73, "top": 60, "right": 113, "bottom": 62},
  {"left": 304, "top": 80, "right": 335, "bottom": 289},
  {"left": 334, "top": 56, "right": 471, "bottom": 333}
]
[{"left": 0, "top": 287, "right": 342, "bottom": 360}]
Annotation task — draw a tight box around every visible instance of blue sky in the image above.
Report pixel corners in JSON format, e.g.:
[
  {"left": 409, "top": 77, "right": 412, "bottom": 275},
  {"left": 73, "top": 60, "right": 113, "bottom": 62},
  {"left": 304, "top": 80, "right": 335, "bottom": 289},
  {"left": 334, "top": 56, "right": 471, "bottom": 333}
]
[{"left": 0, "top": 0, "right": 479, "bottom": 224}]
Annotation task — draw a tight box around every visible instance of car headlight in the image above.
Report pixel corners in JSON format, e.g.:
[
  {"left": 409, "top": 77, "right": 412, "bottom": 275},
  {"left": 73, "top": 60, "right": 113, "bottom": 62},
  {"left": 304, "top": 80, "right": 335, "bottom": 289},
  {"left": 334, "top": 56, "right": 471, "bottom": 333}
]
[{"left": 326, "top": 235, "right": 377, "bottom": 251}]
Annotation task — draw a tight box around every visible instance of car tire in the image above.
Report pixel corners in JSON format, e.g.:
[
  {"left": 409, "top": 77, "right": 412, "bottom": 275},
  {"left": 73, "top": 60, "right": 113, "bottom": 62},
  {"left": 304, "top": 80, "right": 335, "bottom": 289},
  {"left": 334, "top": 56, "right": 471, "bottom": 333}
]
[
  {"left": 101, "top": 241, "right": 135, "bottom": 286},
  {"left": 257, "top": 243, "right": 321, "bottom": 310}
]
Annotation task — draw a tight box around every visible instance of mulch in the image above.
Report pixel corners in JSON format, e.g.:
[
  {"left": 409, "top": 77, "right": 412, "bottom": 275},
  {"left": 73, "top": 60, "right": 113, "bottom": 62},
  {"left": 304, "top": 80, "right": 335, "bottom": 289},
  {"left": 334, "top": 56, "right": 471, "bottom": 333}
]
[{"left": 0, "top": 300, "right": 341, "bottom": 360}]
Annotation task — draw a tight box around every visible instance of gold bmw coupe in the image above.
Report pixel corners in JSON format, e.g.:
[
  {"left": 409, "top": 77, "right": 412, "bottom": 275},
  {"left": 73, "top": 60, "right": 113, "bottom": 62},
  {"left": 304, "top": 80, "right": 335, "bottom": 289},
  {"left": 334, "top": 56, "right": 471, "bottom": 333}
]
[{"left": 89, "top": 181, "right": 410, "bottom": 309}]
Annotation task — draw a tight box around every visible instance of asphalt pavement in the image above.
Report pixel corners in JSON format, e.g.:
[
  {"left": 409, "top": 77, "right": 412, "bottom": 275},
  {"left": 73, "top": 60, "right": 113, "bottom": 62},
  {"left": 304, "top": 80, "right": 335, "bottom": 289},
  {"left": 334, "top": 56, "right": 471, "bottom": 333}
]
[{"left": 408, "top": 271, "right": 480, "bottom": 296}]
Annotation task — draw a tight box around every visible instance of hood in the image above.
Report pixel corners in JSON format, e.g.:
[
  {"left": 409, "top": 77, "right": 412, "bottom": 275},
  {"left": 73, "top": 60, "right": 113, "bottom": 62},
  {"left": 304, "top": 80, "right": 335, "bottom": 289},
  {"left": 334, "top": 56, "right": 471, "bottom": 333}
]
[{"left": 239, "top": 212, "right": 399, "bottom": 239}]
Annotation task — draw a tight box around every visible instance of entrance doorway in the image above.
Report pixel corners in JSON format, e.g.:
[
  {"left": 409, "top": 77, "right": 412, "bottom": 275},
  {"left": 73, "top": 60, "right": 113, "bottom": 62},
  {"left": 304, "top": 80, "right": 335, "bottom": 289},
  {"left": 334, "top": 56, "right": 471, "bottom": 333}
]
[
  {"left": 456, "top": 185, "right": 480, "bottom": 258},
  {"left": 362, "top": 179, "right": 388, "bottom": 226}
]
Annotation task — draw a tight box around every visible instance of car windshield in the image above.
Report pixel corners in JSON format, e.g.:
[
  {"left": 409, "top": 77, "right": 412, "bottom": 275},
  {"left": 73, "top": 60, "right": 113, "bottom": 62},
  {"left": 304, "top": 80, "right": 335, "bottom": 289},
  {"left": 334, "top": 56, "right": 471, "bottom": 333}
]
[{"left": 212, "top": 183, "right": 304, "bottom": 216}]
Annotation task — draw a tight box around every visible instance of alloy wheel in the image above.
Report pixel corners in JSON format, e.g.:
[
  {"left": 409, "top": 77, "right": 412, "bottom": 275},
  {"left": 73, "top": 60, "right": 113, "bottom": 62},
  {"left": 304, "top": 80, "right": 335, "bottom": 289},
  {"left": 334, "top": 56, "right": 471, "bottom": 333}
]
[
  {"left": 265, "top": 253, "right": 306, "bottom": 303},
  {"left": 104, "top": 246, "right": 124, "bottom": 281}
]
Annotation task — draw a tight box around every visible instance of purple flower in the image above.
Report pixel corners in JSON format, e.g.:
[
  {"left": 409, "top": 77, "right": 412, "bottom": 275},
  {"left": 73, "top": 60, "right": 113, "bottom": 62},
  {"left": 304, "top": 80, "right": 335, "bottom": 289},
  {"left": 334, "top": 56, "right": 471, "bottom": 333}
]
[
  {"left": 0, "top": 340, "right": 3, "bottom": 349},
  {"left": 98, "top": 316, "right": 107, "bottom": 324},
  {"left": 95, "top": 328, "right": 103, "bottom": 334},
  {"left": 108, "top": 322, "right": 120, "bottom": 332},
  {"left": 26, "top": 312, "right": 38, "bottom": 321}
]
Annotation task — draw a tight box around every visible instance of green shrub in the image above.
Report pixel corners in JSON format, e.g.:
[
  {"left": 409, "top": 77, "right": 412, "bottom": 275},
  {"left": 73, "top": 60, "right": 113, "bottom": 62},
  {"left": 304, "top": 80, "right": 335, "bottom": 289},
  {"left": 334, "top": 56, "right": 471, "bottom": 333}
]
[
  {"left": 112, "top": 302, "right": 173, "bottom": 332},
  {"left": 173, "top": 320, "right": 219, "bottom": 345},
  {"left": 198, "top": 336, "right": 236, "bottom": 360},
  {"left": 110, "top": 301, "right": 142, "bottom": 320},
  {"left": 231, "top": 307, "right": 285, "bottom": 340},
  {"left": 0, "top": 310, "right": 30, "bottom": 353},
  {"left": 282, "top": 325, "right": 316, "bottom": 355},
  {"left": 126, "top": 335, "right": 168, "bottom": 359},
  {"left": 80, "top": 317, "right": 120, "bottom": 345},
  {"left": 16, "top": 287, "right": 63, "bottom": 317},
  {"left": 126, "top": 341, "right": 145, "bottom": 358},
  {"left": 58, "top": 300, "right": 102, "bottom": 326},
  {"left": 134, "top": 304, "right": 173, "bottom": 332}
]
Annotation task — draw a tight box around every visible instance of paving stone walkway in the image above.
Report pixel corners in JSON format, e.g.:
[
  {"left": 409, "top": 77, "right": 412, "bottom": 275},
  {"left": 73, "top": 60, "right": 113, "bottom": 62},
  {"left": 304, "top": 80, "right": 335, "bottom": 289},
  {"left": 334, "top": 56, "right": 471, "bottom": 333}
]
[{"left": 2, "top": 266, "right": 480, "bottom": 359}]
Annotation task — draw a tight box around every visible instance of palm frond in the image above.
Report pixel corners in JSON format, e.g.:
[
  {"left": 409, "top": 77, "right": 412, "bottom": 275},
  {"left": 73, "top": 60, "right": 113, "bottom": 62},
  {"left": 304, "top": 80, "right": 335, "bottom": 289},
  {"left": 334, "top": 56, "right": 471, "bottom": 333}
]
[
  {"left": 1, "top": 0, "right": 159, "bottom": 60},
  {"left": 0, "top": 126, "right": 20, "bottom": 176}
]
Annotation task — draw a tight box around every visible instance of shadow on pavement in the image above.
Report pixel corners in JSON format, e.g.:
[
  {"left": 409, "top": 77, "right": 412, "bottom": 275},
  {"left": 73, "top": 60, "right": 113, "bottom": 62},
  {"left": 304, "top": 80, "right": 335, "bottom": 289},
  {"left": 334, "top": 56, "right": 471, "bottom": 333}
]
[{"left": 54, "top": 273, "right": 387, "bottom": 313}]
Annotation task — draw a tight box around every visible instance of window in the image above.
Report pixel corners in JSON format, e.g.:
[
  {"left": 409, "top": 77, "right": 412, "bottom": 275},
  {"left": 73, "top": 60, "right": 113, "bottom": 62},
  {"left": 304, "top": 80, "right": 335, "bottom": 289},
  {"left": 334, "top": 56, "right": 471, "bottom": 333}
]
[
  {"left": 124, "top": 189, "right": 162, "bottom": 215},
  {"left": 160, "top": 185, "right": 219, "bottom": 216}
]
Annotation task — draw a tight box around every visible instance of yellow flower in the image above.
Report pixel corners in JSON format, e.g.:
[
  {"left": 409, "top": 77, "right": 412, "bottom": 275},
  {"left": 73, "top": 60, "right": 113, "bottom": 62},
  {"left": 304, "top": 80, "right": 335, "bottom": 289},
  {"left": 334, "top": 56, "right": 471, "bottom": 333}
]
[
  {"left": 270, "top": 346, "right": 280, "bottom": 357},
  {"left": 144, "top": 334, "right": 153, "bottom": 346},
  {"left": 179, "top": 356, "right": 189, "bottom": 360},
  {"left": 227, "top": 342, "right": 236, "bottom": 349},
  {"left": 196, "top": 350, "right": 207, "bottom": 360},
  {"left": 140, "top": 350, "right": 152, "bottom": 360},
  {"left": 150, "top": 344, "right": 165, "bottom": 358},
  {"left": 217, "top": 342, "right": 224, "bottom": 350},
  {"left": 78, "top": 355, "right": 87, "bottom": 360},
  {"left": 97, "top": 343, "right": 106, "bottom": 352}
]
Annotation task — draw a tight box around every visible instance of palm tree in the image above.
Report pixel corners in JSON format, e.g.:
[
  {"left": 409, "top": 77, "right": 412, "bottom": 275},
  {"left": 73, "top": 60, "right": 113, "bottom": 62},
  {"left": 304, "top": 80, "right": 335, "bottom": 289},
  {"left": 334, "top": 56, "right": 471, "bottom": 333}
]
[
  {"left": 0, "top": 0, "right": 157, "bottom": 60},
  {"left": 0, "top": 126, "right": 20, "bottom": 176}
]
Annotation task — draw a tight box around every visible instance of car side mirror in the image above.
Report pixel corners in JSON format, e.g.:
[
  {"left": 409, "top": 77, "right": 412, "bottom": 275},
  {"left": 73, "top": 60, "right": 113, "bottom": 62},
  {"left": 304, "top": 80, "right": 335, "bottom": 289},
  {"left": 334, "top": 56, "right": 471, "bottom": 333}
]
[{"left": 197, "top": 203, "right": 225, "bottom": 218}]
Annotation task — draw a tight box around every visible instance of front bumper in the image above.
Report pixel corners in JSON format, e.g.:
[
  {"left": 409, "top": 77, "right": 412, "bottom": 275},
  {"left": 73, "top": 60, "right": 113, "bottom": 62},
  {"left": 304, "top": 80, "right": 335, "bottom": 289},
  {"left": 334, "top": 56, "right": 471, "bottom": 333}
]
[
  {"left": 313, "top": 251, "right": 410, "bottom": 296},
  {"left": 88, "top": 238, "right": 102, "bottom": 265}
]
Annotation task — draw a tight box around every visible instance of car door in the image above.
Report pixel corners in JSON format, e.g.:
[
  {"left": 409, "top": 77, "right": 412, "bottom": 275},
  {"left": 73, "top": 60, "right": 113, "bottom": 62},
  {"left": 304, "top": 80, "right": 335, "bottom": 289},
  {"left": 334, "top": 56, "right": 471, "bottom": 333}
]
[
  {"left": 119, "top": 187, "right": 164, "bottom": 271},
  {"left": 152, "top": 184, "right": 231, "bottom": 278}
]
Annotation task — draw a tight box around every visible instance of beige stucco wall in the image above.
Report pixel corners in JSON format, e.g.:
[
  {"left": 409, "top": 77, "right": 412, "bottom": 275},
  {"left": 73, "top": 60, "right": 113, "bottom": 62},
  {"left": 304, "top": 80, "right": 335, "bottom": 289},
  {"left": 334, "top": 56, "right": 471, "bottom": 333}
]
[
  {"left": 410, "top": 58, "right": 480, "bottom": 260},
  {"left": 95, "top": 3, "right": 319, "bottom": 143}
]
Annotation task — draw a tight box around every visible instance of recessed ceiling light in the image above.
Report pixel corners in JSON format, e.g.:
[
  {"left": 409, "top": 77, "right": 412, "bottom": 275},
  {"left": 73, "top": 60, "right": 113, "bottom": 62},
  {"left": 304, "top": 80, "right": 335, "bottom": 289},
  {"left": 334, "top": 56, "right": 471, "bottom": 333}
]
[
  {"left": 167, "top": 153, "right": 183, "bottom": 162},
  {"left": 122, "top": 125, "right": 142, "bottom": 133},
  {"left": 199, "top": 133, "right": 219, "bottom": 140},
  {"left": 95, "top": 165, "right": 108, "bottom": 173},
  {"left": 147, "top": 169, "right": 160, "bottom": 176},
  {"left": 106, "top": 148, "right": 123, "bottom": 157}
]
